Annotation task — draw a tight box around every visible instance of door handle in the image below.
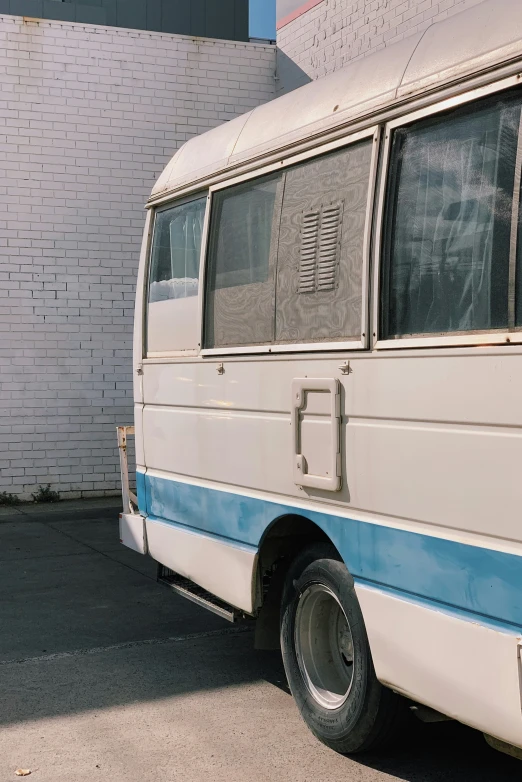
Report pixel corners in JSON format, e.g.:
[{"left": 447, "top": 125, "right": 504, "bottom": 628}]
[{"left": 292, "top": 378, "right": 341, "bottom": 492}]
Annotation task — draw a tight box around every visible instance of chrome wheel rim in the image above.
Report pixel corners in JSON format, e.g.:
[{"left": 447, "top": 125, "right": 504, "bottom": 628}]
[{"left": 294, "top": 583, "right": 354, "bottom": 710}]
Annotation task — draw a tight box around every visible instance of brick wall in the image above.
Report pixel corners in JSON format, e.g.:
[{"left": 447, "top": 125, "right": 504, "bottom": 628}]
[
  {"left": 277, "top": 0, "right": 485, "bottom": 92},
  {"left": 0, "top": 15, "right": 275, "bottom": 499}
]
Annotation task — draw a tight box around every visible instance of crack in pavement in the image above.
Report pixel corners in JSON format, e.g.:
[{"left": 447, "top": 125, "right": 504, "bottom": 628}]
[{"left": 0, "top": 625, "right": 253, "bottom": 666}]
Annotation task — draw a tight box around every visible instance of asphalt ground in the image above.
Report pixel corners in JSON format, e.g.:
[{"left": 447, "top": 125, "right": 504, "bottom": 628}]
[{"left": 0, "top": 499, "right": 519, "bottom": 781}]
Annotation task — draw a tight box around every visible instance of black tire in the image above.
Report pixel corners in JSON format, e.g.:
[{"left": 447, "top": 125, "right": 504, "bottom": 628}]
[{"left": 280, "top": 542, "right": 405, "bottom": 755}]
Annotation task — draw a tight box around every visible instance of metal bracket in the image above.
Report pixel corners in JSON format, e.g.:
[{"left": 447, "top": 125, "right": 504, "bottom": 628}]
[
  {"left": 116, "top": 425, "right": 138, "bottom": 515},
  {"left": 158, "top": 566, "right": 241, "bottom": 623}
]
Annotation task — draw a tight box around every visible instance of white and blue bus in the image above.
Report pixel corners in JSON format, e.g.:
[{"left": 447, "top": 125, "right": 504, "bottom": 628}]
[{"left": 119, "top": 0, "right": 522, "bottom": 758}]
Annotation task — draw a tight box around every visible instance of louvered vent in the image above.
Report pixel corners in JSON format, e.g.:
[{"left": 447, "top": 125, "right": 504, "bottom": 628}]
[
  {"left": 298, "top": 211, "right": 320, "bottom": 293},
  {"left": 298, "top": 203, "right": 343, "bottom": 294}
]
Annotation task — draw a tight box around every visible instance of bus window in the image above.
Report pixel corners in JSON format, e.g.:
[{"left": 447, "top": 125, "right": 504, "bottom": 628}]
[
  {"left": 147, "top": 196, "right": 206, "bottom": 353},
  {"left": 204, "top": 173, "right": 283, "bottom": 349},
  {"left": 204, "top": 137, "right": 374, "bottom": 351},
  {"left": 275, "top": 139, "right": 373, "bottom": 344},
  {"left": 381, "top": 92, "right": 522, "bottom": 339}
]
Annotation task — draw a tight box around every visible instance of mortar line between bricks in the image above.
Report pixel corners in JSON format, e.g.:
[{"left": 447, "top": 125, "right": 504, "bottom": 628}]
[{"left": 0, "top": 625, "right": 253, "bottom": 667}]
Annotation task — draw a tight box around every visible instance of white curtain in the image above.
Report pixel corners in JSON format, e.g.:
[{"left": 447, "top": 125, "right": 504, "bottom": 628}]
[
  {"left": 149, "top": 198, "right": 205, "bottom": 303},
  {"left": 388, "top": 101, "right": 519, "bottom": 336}
]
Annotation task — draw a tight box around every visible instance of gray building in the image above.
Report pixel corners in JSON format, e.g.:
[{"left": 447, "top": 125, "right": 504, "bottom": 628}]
[{"left": 0, "top": 0, "right": 249, "bottom": 39}]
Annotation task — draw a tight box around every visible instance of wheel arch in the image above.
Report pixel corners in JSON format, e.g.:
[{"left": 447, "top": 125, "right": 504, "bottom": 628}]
[{"left": 253, "top": 512, "right": 342, "bottom": 650}]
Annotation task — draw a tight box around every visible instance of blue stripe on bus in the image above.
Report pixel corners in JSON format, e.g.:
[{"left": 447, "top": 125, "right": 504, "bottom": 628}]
[{"left": 138, "top": 470, "right": 522, "bottom": 630}]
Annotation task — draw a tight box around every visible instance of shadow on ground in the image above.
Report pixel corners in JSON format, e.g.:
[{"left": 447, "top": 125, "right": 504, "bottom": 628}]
[
  {"left": 357, "top": 719, "right": 521, "bottom": 781},
  {"left": 0, "top": 500, "right": 520, "bottom": 781}
]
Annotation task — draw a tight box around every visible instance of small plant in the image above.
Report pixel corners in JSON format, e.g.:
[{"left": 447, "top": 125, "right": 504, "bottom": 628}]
[
  {"left": 0, "top": 491, "right": 21, "bottom": 506},
  {"left": 32, "top": 484, "right": 61, "bottom": 503}
]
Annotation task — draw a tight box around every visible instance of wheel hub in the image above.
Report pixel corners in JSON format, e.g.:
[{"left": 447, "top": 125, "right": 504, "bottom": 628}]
[{"left": 294, "top": 583, "right": 355, "bottom": 710}]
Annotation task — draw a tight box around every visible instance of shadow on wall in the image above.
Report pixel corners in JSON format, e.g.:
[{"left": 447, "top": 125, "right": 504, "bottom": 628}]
[{"left": 276, "top": 48, "right": 312, "bottom": 95}]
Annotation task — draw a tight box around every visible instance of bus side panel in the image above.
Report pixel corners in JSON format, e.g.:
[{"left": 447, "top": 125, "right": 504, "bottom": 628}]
[
  {"left": 141, "top": 351, "right": 522, "bottom": 546},
  {"left": 142, "top": 401, "right": 522, "bottom": 544},
  {"left": 357, "top": 584, "right": 522, "bottom": 747},
  {"left": 134, "top": 403, "right": 145, "bottom": 472},
  {"left": 145, "top": 517, "right": 257, "bottom": 613}
]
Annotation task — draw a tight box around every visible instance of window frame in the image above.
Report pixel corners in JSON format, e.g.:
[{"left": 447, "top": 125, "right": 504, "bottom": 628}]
[
  {"left": 145, "top": 191, "right": 211, "bottom": 359},
  {"left": 373, "top": 74, "right": 522, "bottom": 351},
  {"left": 200, "top": 125, "right": 380, "bottom": 357}
]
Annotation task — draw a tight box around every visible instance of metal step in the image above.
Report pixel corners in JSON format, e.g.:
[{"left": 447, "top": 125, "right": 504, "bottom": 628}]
[{"left": 157, "top": 565, "right": 241, "bottom": 623}]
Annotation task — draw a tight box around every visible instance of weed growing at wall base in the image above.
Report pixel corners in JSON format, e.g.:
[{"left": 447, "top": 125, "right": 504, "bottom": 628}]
[
  {"left": 0, "top": 492, "right": 21, "bottom": 506},
  {"left": 32, "top": 485, "right": 61, "bottom": 504}
]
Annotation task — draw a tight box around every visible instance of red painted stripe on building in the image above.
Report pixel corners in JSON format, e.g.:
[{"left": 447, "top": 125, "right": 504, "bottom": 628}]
[{"left": 277, "top": 0, "right": 325, "bottom": 30}]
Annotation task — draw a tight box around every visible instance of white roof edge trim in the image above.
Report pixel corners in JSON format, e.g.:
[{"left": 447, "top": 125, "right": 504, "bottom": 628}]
[
  {"left": 149, "top": 0, "right": 522, "bottom": 204},
  {"left": 148, "top": 33, "right": 420, "bottom": 202},
  {"left": 146, "top": 64, "right": 522, "bottom": 208}
]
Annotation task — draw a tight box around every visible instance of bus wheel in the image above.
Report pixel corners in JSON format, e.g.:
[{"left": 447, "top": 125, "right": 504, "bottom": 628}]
[{"left": 280, "top": 542, "right": 404, "bottom": 754}]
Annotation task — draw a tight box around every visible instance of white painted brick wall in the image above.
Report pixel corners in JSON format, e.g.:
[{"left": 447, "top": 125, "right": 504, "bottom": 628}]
[
  {"left": 0, "top": 15, "right": 275, "bottom": 500},
  {"left": 277, "top": 0, "right": 485, "bottom": 92}
]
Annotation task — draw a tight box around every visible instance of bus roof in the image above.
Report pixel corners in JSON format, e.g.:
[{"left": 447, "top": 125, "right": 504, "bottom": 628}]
[{"left": 150, "top": 0, "right": 522, "bottom": 202}]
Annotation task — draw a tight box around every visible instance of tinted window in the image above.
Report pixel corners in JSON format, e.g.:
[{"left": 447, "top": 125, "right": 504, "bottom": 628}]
[
  {"left": 382, "top": 94, "right": 522, "bottom": 338},
  {"left": 147, "top": 197, "right": 206, "bottom": 354},
  {"left": 204, "top": 174, "right": 282, "bottom": 348},
  {"left": 204, "top": 141, "right": 374, "bottom": 350},
  {"left": 149, "top": 197, "right": 206, "bottom": 304}
]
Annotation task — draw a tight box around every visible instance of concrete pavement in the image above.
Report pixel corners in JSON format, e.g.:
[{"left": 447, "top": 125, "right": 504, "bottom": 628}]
[{"left": 0, "top": 500, "right": 519, "bottom": 781}]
